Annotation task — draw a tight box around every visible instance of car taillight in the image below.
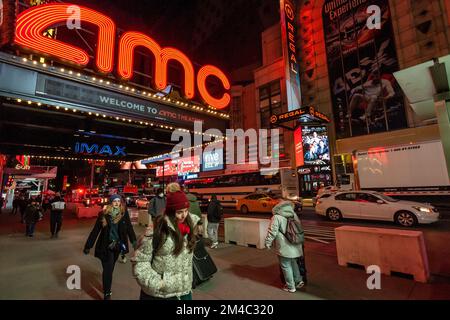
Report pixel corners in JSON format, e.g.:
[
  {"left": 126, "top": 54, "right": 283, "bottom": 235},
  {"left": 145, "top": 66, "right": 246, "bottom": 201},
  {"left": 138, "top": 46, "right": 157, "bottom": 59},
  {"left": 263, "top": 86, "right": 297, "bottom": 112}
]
[{"left": 317, "top": 200, "right": 322, "bottom": 205}]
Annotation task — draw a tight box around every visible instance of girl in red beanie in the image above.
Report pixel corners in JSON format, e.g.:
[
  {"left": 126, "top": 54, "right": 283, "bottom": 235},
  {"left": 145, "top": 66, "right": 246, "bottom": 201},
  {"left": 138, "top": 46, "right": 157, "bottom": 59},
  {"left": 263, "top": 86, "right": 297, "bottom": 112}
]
[{"left": 133, "top": 183, "right": 201, "bottom": 300}]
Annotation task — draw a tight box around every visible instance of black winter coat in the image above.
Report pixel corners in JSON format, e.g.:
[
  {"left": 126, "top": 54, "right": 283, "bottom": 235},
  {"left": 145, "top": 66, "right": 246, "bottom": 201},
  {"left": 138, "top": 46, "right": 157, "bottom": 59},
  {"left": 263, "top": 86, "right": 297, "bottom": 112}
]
[
  {"left": 24, "top": 204, "right": 41, "bottom": 224},
  {"left": 207, "top": 200, "right": 223, "bottom": 223},
  {"left": 84, "top": 210, "right": 137, "bottom": 261}
]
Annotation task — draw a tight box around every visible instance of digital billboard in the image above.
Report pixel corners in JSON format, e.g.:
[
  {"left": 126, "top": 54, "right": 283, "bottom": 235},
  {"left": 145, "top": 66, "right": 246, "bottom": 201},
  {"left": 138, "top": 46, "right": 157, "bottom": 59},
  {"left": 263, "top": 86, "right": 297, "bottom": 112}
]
[
  {"left": 302, "top": 126, "right": 330, "bottom": 165},
  {"left": 202, "top": 148, "right": 224, "bottom": 172}
]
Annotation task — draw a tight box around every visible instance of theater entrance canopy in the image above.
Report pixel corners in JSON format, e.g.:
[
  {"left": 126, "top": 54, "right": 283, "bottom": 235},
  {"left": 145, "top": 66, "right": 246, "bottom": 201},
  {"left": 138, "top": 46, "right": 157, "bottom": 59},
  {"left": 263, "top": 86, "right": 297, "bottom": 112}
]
[{"left": 0, "top": 1, "right": 230, "bottom": 162}]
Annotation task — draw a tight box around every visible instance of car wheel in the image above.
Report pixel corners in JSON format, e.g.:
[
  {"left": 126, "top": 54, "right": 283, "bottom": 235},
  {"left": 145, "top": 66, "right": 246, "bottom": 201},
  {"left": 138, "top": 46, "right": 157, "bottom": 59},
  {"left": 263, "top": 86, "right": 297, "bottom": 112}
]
[
  {"left": 395, "top": 211, "right": 418, "bottom": 227},
  {"left": 240, "top": 205, "right": 249, "bottom": 214},
  {"left": 326, "top": 208, "right": 342, "bottom": 221}
]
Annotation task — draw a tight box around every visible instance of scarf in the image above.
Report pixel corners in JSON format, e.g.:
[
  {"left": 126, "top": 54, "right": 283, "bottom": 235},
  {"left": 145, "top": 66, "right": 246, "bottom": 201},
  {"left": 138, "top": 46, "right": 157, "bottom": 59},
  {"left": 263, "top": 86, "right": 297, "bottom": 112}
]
[
  {"left": 102, "top": 206, "right": 123, "bottom": 227},
  {"left": 178, "top": 222, "right": 190, "bottom": 236}
]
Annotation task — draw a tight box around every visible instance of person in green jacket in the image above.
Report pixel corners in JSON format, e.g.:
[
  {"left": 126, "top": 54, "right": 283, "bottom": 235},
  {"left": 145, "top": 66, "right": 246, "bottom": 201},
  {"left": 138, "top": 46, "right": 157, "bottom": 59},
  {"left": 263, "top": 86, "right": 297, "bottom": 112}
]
[
  {"left": 184, "top": 186, "right": 203, "bottom": 234},
  {"left": 265, "top": 201, "right": 305, "bottom": 293}
]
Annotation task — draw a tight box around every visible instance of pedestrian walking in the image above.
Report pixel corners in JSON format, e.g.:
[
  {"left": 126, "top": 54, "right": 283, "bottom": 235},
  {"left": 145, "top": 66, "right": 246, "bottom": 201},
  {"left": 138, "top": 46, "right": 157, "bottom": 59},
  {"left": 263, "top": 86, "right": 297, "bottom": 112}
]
[
  {"left": 184, "top": 186, "right": 204, "bottom": 235},
  {"left": 265, "top": 201, "right": 305, "bottom": 293},
  {"left": 19, "top": 195, "right": 28, "bottom": 223},
  {"left": 206, "top": 194, "right": 223, "bottom": 249},
  {"left": 11, "top": 196, "right": 18, "bottom": 215},
  {"left": 148, "top": 188, "right": 166, "bottom": 225},
  {"left": 24, "top": 198, "right": 42, "bottom": 237},
  {"left": 0, "top": 196, "right": 4, "bottom": 214},
  {"left": 50, "top": 192, "right": 66, "bottom": 238},
  {"left": 83, "top": 194, "right": 137, "bottom": 300},
  {"left": 133, "top": 182, "right": 200, "bottom": 300}
]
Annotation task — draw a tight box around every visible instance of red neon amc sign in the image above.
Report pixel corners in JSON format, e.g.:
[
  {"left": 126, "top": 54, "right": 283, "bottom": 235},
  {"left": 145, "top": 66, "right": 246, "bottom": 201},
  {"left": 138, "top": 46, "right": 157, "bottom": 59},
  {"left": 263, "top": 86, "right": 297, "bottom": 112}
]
[{"left": 13, "top": 3, "right": 231, "bottom": 109}]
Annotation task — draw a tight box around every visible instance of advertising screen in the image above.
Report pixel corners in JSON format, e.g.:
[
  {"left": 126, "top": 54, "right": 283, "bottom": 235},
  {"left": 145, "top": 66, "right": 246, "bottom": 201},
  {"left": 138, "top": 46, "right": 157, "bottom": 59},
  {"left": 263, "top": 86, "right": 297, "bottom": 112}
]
[
  {"left": 322, "top": 0, "right": 406, "bottom": 138},
  {"left": 202, "top": 148, "right": 224, "bottom": 172},
  {"left": 156, "top": 156, "right": 200, "bottom": 177},
  {"left": 302, "top": 126, "right": 330, "bottom": 165}
]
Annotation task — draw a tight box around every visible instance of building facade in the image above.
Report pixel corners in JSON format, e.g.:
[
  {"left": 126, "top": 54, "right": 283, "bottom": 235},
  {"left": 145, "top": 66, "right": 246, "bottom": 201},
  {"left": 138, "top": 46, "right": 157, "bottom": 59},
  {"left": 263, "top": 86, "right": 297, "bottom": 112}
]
[{"left": 232, "top": 0, "right": 450, "bottom": 197}]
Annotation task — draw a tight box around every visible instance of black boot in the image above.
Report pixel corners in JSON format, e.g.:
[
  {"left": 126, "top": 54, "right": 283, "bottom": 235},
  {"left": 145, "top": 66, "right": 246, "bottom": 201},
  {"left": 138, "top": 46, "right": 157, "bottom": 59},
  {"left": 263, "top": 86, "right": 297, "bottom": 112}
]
[{"left": 104, "top": 292, "right": 112, "bottom": 300}]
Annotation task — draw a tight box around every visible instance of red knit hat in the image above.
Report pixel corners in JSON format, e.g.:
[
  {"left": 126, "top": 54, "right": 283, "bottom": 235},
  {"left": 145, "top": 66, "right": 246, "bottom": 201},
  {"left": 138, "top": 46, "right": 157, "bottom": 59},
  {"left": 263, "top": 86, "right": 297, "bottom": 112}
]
[{"left": 165, "top": 190, "right": 189, "bottom": 214}]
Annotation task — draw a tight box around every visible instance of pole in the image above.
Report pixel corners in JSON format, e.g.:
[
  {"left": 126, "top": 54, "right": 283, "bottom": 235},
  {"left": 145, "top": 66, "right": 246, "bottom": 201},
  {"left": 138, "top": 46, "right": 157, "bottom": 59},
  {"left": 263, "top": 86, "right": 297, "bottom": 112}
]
[
  {"left": 162, "top": 161, "right": 165, "bottom": 192},
  {"left": 90, "top": 161, "right": 95, "bottom": 191}
]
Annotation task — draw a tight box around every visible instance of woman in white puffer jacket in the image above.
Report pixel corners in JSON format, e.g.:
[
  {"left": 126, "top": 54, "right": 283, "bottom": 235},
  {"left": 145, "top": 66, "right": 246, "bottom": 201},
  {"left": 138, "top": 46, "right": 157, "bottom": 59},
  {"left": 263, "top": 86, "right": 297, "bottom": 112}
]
[{"left": 132, "top": 183, "right": 200, "bottom": 300}]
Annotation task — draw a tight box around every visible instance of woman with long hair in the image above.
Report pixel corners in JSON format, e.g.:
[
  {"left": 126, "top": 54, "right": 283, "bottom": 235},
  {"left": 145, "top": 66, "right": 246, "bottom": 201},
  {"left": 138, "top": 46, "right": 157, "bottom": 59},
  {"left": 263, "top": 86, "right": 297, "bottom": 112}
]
[
  {"left": 83, "top": 194, "right": 137, "bottom": 300},
  {"left": 132, "top": 182, "right": 200, "bottom": 300}
]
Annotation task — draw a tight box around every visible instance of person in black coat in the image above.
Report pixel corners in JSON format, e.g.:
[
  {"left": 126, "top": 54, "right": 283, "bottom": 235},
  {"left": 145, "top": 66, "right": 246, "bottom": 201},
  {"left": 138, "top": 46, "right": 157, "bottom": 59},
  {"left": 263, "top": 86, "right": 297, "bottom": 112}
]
[
  {"left": 24, "top": 198, "right": 42, "bottom": 237},
  {"left": 206, "top": 194, "right": 223, "bottom": 249},
  {"left": 83, "top": 194, "right": 137, "bottom": 300}
]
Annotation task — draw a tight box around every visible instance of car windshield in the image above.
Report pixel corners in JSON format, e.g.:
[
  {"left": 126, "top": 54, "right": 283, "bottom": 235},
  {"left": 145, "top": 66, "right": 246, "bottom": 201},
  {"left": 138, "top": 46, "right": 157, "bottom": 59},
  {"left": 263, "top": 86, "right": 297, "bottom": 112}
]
[{"left": 374, "top": 193, "right": 399, "bottom": 202}]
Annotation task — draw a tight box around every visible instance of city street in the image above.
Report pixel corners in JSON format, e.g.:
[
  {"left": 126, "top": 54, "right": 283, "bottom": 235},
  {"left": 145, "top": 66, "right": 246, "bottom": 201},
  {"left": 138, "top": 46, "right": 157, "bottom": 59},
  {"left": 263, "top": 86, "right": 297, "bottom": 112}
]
[
  {"left": 2, "top": 0, "right": 450, "bottom": 303},
  {"left": 1, "top": 207, "right": 450, "bottom": 300}
]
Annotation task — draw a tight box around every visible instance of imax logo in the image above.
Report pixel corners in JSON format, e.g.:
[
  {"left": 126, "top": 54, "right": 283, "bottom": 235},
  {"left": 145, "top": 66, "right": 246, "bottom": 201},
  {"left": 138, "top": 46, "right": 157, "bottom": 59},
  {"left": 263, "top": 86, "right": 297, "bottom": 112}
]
[{"left": 74, "top": 143, "right": 126, "bottom": 156}]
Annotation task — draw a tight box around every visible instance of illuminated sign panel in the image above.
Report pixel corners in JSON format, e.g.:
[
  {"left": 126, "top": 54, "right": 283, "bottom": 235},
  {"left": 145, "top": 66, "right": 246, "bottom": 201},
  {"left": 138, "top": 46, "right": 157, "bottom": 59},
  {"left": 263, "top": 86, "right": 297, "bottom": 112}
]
[
  {"left": 156, "top": 156, "right": 200, "bottom": 177},
  {"left": 280, "top": 0, "right": 302, "bottom": 111},
  {"left": 9, "top": 3, "right": 230, "bottom": 109},
  {"left": 74, "top": 142, "right": 126, "bottom": 157},
  {"left": 294, "top": 126, "right": 304, "bottom": 167},
  {"left": 202, "top": 148, "right": 224, "bottom": 172}
]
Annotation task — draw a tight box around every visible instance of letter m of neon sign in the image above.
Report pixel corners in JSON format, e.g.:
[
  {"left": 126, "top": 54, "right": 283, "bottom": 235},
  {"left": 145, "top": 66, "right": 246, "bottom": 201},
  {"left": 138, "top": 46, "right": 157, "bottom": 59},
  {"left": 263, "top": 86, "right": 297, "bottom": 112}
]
[{"left": 13, "top": 3, "right": 231, "bottom": 109}]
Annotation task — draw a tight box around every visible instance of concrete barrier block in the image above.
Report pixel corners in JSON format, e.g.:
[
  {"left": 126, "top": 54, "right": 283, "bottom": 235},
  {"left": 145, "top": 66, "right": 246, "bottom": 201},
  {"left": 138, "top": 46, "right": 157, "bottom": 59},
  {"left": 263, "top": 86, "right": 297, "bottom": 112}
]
[
  {"left": 335, "top": 226, "right": 430, "bottom": 283},
  {"left": 76, "top": 205, "right": 101, "bottom": 219},
  {"left": 224, "top": 217, "right": 270, "bottom": 249},
  {"left": 202, "top": 214, "right": 208, "bottom": 239}
]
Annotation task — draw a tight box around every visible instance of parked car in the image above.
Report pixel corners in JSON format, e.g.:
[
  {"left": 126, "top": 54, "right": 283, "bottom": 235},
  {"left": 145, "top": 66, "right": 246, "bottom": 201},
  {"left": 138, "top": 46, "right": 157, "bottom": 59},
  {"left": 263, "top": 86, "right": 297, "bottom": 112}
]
[
  {"left": 122, "top": 193, "right": 139, "bottom": 207},
  {"left": 236, "top": 192, "right": 302, "bottom": 214},
  {"left": 315, "top": 190, "right": 440, "bottom": 227},
  {"left": 136, "top": 195, "right": 154, "bottom": 209},
  {"left": 82, "top": 193, "right": 108, "bottom": 207}
]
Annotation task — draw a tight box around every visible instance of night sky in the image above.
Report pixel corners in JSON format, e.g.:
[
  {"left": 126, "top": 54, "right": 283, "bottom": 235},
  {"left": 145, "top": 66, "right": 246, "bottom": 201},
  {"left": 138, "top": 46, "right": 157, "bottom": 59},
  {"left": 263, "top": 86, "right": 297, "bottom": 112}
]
[{"left": 71, "top": 0, "right": 280, "bottom": 74}]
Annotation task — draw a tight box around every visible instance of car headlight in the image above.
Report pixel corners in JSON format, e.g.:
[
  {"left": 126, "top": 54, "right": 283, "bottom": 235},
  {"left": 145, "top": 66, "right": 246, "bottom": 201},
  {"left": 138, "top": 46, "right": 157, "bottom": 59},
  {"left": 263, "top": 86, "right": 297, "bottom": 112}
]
[{"left": 413, "top": 206, "right": 432, "bottom": 213}]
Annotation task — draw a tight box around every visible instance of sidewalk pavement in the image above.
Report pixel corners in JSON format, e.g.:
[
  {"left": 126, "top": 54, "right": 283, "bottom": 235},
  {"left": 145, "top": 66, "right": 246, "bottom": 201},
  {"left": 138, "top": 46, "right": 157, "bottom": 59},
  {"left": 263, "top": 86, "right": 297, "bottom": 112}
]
[{"left": 1, "top": 210, "right": 449, "bottom": 300}]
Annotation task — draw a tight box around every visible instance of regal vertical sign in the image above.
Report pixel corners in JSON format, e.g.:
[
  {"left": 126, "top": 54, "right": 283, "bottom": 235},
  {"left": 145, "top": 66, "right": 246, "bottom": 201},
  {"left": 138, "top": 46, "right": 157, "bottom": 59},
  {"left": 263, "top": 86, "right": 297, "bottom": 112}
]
[{"left": 280, "top": 0, "right": 302, "bottom": 111}]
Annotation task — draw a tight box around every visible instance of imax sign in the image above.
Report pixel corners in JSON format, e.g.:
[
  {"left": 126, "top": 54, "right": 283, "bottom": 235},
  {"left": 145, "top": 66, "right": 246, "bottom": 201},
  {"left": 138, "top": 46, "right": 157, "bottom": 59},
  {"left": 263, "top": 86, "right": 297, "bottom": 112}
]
[{"left": 74, "top": 143, "right": 126, "bottom": 156}]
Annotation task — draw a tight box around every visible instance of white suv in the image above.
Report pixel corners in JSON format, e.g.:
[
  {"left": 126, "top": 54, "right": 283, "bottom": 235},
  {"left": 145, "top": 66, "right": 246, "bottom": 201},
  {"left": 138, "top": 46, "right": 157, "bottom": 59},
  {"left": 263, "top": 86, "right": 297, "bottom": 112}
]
[{"left": 315, "top": 190, "right": 439, "bottom": 227}]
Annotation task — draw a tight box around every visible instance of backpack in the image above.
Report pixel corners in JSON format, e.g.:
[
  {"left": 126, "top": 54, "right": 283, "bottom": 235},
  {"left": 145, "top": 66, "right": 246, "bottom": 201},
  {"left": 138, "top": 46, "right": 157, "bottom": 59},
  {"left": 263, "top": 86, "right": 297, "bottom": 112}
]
[{"left": 281, "top": 217, "right": 304, "bottom": 245}]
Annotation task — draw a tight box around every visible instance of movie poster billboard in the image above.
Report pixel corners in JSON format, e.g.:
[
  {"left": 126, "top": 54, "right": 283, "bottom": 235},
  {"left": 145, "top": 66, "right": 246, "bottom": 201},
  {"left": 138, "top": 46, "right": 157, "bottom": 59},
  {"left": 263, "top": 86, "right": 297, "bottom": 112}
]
[
  {"left": 302, "top": 126, "right": 330, "bottom": 165},
  {"left": 322, "top": 0, "right": 407, "bottom": 138}
]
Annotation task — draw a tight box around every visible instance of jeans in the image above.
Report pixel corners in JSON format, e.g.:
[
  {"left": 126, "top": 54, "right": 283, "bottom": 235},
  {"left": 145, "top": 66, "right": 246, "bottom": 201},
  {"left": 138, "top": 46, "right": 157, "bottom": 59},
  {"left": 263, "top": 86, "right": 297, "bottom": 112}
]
[
  {"left": 279, "top": 256, "right": 302, "bottom": 289},
  {"left": 26, "top": 223, "right": 36, "bottom": 236},
  {"left": 101, "top": 249, "right": 120, "bottom": 295},
  {"left": 50, "top": 211, "right": 63, "bottom": 235},
  {"left": 139, "top": 290, "right": 192, "bottom": 300},
  {"left": 207, "top": 222, "right": 219, "bottom": 243}
]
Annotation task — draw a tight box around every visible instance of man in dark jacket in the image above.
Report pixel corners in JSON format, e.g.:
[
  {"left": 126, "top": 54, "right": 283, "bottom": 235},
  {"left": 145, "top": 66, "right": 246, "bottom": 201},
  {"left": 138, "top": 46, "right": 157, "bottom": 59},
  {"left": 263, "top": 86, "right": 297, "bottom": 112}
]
[
  {"left": 12, "top": 196, "right": 19, "bottom": 215},
  {"left": 50, "top": 192, "right": 66, "bottom": 238},
  {"left": 207, "top": 194, "right": 223, "bottom": 249},
  {"left": 19, "top": 195, "right": 28, "bottom": 223},
  {"left": 148, "top": 188, "right": 166, "bottom": 224},
  {"left": 24, "top": 198, "right": 42, "bottom": 237}
]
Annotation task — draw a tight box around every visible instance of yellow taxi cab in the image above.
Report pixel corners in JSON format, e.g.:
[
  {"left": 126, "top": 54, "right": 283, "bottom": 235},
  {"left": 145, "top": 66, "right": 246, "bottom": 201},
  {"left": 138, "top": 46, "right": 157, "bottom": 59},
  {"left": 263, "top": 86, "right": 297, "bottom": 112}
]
[{"left": 236, "top": 193, "right": 301, "bottom": 214}]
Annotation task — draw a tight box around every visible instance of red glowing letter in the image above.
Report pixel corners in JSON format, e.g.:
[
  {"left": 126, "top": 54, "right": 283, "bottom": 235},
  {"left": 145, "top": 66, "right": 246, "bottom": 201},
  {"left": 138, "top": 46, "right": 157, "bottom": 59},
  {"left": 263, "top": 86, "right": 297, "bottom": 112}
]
[
  {"left": 14, "top": 3, "right": 115, "bottom": 73},
  {"left": 118, "top": 32, "right": 195, "bottom": 99},
  {"left": 197, "top": 65, "right": 231, "bottom": 109}
]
